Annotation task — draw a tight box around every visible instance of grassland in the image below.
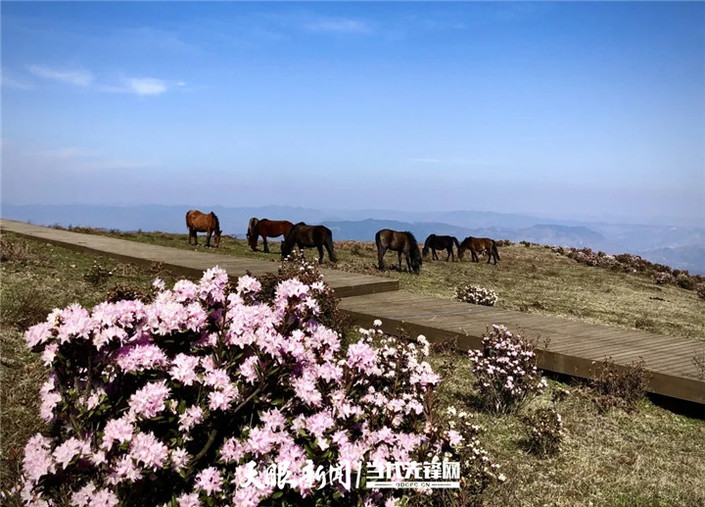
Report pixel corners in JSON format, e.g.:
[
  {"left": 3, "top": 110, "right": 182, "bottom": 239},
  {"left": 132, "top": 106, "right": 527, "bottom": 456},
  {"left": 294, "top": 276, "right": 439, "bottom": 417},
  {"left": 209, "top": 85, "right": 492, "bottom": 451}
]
[
  {"left": 54, "top": 227, "right": 705, "bottom": 341},
  {"left": 1, "top": 230, "right": 704, "bottom": 506}
]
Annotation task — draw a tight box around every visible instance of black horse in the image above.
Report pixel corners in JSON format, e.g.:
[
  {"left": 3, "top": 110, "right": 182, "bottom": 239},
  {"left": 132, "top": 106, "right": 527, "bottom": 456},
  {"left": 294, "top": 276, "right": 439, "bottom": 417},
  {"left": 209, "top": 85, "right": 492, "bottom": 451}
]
[
  {"left": 458, "top": 236, "right": 500, "bottom": 265},
  {"left": 422, "top": 234, "right": 460, "bottom": 261},
  {"left": 281, "top": 222, "right": 337, "bottom": 264},
  {"left": 375, "top": 229, "right": 422, "bottom": 274}
]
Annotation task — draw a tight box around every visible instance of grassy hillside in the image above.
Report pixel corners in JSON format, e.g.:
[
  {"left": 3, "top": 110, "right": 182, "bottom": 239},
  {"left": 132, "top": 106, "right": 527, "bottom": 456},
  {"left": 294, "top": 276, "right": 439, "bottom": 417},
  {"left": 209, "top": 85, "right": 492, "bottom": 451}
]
[
  {"left": 0, "top": 233, "right": 705, "bottom": 506},
  {"left": 1, "top": 231, "right": 704, "bottom": 506},
  {"left": 50, "top": 227, "right": 705, "bottom": 341}
]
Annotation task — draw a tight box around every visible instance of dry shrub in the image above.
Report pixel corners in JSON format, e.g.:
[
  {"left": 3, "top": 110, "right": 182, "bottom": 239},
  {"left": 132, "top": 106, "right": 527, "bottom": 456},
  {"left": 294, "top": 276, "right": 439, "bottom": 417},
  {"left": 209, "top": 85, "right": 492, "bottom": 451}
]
[
  {"left": 676, "top": 273, "right": 696, "bottom": 290},
  {"left": 521, "top": 407, "right": 563, "bottom": 457},
  {"left": 697, "top": 285, "right": 705, "bottom": 301},
  {"left": 591, "top": 357, "right": 650, "bottom": 413},
  {"left": 1, "top": 237, "right": 35, "bottom": 264}
]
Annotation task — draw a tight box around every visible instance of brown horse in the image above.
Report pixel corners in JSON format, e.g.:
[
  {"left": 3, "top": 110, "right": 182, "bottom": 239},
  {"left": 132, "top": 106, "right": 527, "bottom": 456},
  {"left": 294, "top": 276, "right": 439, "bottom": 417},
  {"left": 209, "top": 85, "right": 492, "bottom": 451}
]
[
  {"left": 281, "top": 222, "right": 336, "bottom": 264},
  {"left": 375, "top": 229, "right": 422, "bottom": 274},
  {"left": 458, "top": 236, "right": 500, "bottom": 264},
  {"left": 247, "top": 218, "right": 293, "bottom": 253},
  {"left": 422, "top": 234, "right": 460, "bottom": 261},
  {"left": 186, "top": 210, "right": 222, "bottom": 248}
]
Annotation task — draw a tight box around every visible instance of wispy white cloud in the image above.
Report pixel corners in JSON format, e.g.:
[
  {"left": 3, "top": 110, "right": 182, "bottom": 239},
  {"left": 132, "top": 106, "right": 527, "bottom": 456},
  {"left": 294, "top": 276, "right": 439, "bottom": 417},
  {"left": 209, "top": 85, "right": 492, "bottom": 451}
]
[
  {"left": 31, "top": 144, "right": 158, "bottom": 171},
  {"left": 305, "top": 18, "right": 371, "bottom": 34},
  {"left": 37, "top": 147, "right": 100, "bottom": 160},
  {"left": 1, "top": 69, "right": 34, "bottom": 90},
  {"left": 126, "top": 77, "right": 168, "bottom": 96},
  {"left": 408, "top": 157, "right": 491, "bottom": 166},
  {"left": 27, "top": 64, "right": 94, "bottom": 86}
]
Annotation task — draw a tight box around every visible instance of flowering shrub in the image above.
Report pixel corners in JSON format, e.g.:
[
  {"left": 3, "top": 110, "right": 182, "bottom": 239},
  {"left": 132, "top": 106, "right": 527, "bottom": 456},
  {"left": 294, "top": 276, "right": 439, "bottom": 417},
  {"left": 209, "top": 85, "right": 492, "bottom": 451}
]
[
  {"left": 15, "top": 265, "right": 498, "bottom": 506},
  {"left": 550, "top": 245, "right": 705, "bottom": 289},
  {"left": 521, "top": 407, "right": 563, "bottom": 457},
  {"left": 455, "top": 285, "right": 498, "bottom": 307},
  {"left": 468, "top": 325, "right": 546, "bottom": 414}
]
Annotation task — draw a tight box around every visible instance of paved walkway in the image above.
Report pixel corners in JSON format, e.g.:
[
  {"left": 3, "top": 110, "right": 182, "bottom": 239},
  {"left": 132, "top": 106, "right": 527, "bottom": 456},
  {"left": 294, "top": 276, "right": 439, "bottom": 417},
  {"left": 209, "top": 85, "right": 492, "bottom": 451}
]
[{"left": 3, "top": 219, "right": 703, "bottom": 405}]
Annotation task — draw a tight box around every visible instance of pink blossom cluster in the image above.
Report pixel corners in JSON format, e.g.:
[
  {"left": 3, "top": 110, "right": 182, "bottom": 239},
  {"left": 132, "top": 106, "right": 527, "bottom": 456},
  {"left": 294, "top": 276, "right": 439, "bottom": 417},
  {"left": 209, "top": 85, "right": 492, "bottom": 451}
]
[
  {"left": 17, "top": 266, "right": 471, "bottom": 506},
  {"left": 468, "top": 324, "right": 546, "bottom": 414}
]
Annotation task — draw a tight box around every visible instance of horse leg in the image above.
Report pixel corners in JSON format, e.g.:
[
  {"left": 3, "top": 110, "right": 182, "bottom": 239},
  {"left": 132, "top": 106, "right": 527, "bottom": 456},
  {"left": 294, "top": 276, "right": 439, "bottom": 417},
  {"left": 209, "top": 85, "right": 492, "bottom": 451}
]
[
  {"left": 317, "top": 245, "right": 324, "bottom": 264},
  {"left": 487, "top": 249, "right": 492, "bottom": 264},
  {"left": 263, "top": 236, "right": 269, "bottom": 253},
  {"left": 446, "top": 248, "right": 451, "bottom": 261},
  {"left": 471, "top": 250, "right": 478, "bottom": 262},
  {"left": 206, "top": 230, "right": 212, "bottom": 247},
  {"left": 378, "top": 247, "right": 387, "bottom": 270},
  {"left": 432, "top": 248, "right": 438, "bottom": 261}
]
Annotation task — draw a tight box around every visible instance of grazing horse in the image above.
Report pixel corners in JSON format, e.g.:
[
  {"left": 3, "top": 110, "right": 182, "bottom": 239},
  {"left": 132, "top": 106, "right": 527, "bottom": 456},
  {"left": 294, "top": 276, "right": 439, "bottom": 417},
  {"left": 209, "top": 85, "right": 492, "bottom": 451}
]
[
  {"left": 281, "top": 222, "right": 337, "bottom": 264},
  {"left": 185, "top": 210, "right": 222, "bottom": 248},
  {"left": 375, "top": 229, "right": 422, "bottom": 274},
  {"left": 247, "top": 218, "right": 293, "bottom": 253},
  {"left": 422, "top": 234, "right": 460, "bottom": 261},
  {"left": 458, "top": 236, "right": 500, "bottom": 265}
]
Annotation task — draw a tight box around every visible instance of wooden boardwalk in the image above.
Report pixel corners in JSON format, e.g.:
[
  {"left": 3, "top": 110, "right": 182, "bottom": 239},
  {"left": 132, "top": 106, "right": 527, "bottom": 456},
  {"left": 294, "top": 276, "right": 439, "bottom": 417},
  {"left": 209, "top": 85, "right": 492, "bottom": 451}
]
[
  {"left": 2, "top": 219, "right": 704, "bottom": 405},
  {"left": 0, "top": 220, "right": 398, "bottom": 298}
]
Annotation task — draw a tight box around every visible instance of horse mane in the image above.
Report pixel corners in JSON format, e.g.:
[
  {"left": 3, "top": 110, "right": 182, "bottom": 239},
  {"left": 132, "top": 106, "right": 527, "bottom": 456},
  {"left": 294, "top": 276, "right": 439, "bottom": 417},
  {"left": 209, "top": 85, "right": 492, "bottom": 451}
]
[
  {"left": 405, "top": 231, "right": 421, "bottom": 261},
  {"left": 210, "top": 212, "right": 221, "bottom": 232}
]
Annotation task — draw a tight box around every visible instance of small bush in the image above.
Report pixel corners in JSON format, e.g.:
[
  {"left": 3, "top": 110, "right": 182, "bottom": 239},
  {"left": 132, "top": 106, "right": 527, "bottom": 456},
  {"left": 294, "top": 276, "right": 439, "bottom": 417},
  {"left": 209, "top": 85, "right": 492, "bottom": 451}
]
[
  {"left": 676, "top": 273, "right": 696, "bottom": 290},
  {"left": 455, "top": 285, "right": 498, "bottom": 307},
  {"left": 693, "top": 350, "right": 705, "bottom": 380},
  {"left": 653, "top": 272, "right": 674, "bottom": 285},
  {"left": 468, "top": 325, "right": 546, "bottom": 414},
  {"left": 591, "top": 357, "right": 650, "bottom": 413},
  {"left": 697, "top": 285, "right": 705, "bottom": 301},
  {"left": 83, "top": 262, "right": 112, "bottom": 286},
  {"left": 0, "top": 237, "right": 32, "bottom": 263},
  {"left": 522, "top": 407, "right": 563, "bottom": 457}
]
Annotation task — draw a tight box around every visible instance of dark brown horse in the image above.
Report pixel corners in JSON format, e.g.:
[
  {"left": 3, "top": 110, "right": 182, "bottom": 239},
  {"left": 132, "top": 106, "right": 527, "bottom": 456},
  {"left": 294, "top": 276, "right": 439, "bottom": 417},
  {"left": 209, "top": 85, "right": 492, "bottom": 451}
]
[
  {"left": 281, "top": 222, "right": 336, "bottom": 264},
  {"left": 422, "top": 234, "right": 460, "bottom": 261},
  {"left": 186, "top": 210, "right": 222, "bottom": 248},
  {"left": 458, "top": 236, "right": 500, "bottom": 264},
  {"left": 247, "top": 218, "right": 293, "bottom": 253},
  {"left": 375, "top": 229, "right": 422, "bottom": 274}
]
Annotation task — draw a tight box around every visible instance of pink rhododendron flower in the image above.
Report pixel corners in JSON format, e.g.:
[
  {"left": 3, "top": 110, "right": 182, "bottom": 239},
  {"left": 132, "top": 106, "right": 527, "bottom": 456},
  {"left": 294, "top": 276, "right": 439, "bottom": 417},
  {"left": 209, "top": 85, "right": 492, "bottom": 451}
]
[
  {"left": 170, "top": 353, "right": 201, "bottom": 386},
  {"left": 22, "top": 434, "right": 54, "bottom": 483},
  {"left": 102, "top": 416, "right": 134, "bottom": 450},
  {"left": 195, "top": 466, "right": 223, "bottom": 496},
  {"left": 129, "top": 380, "right": 170, "bottom": 419},
  {"left": 130, "top": 431, "right": 168, "bottom": 470},
  {"left": 116, "top": 343, "right": 168, "bottom": 372},
  {"left": 177, "top": 492, "right": 201, "bottom": 507}
]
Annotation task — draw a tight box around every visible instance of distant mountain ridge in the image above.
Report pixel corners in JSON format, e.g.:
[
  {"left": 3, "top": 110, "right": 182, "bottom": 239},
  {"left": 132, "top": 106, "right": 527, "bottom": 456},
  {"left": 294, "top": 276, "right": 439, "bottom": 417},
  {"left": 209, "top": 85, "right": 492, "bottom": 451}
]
[{"left": 3, "top": 204, "right": 704, "bottom": 274}]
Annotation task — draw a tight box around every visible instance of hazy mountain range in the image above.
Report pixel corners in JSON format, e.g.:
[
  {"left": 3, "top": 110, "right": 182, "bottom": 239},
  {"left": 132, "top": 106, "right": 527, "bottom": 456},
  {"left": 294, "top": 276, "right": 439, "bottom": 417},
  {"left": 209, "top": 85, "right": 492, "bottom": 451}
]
[{"left": 3, "top": 204, "right": 704, "bottom": 274}]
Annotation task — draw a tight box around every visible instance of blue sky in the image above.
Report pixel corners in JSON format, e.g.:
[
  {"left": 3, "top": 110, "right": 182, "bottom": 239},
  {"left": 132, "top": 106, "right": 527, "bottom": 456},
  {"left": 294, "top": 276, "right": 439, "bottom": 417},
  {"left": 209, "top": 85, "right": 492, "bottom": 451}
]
[{"left": 2, "top": 1, "right": 703, "bottom": 224}]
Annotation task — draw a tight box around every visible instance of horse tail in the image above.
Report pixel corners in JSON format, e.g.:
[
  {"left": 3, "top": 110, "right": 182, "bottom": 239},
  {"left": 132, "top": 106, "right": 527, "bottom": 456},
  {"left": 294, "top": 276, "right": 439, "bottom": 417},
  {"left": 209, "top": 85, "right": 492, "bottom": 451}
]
[
  {"left": 375, "top": 230, "right": 382, "bottom": 250},
  {"left": 185, "top": 211, "right": 191, "bottom": 229}
]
